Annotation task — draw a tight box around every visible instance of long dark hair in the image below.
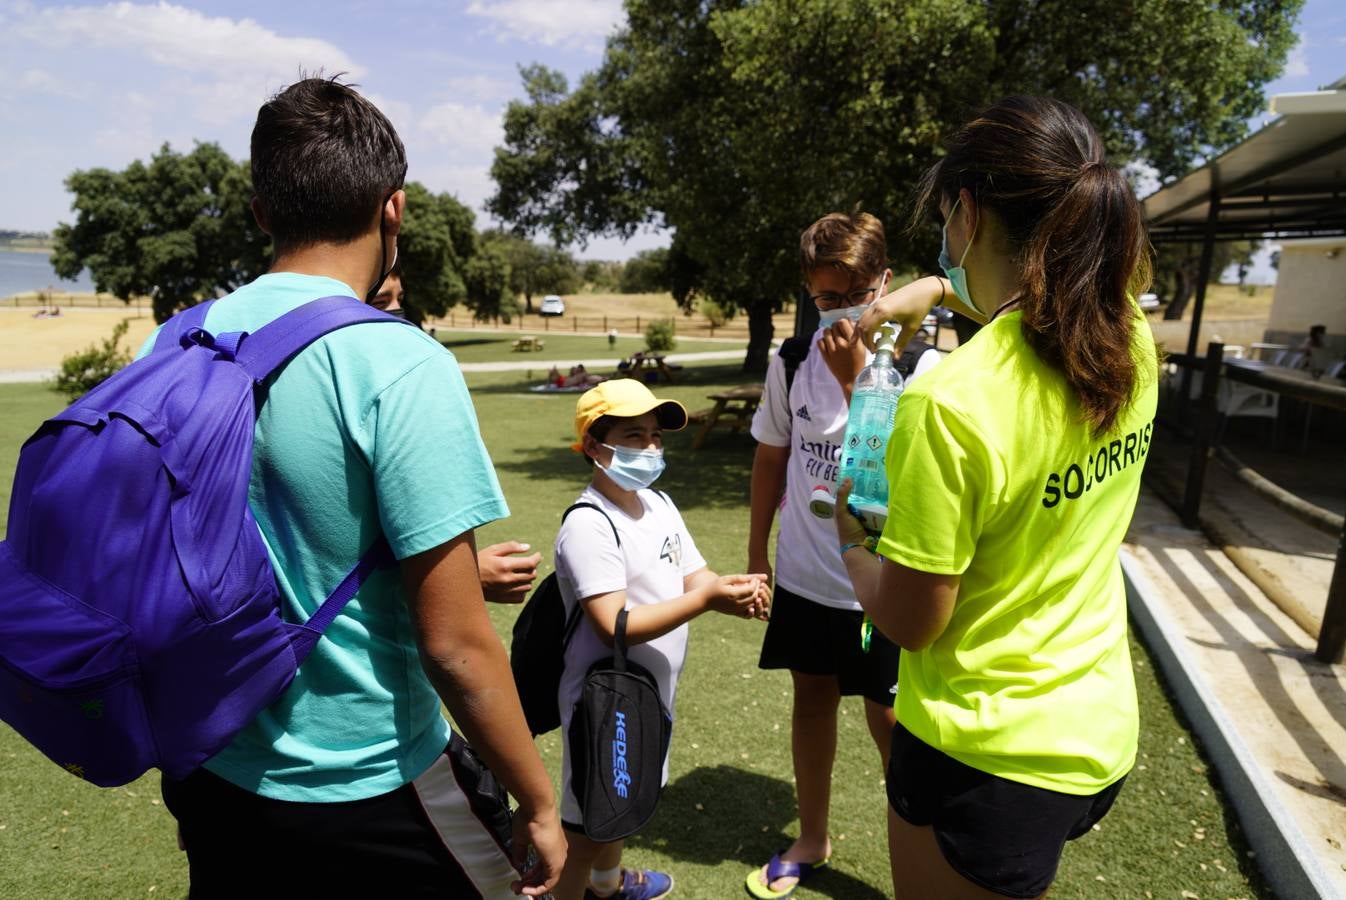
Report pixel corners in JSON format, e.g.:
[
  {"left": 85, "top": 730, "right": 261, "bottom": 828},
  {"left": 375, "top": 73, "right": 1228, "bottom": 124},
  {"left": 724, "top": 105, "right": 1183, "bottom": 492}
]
[{"left": 912, "top": 96, "right": 1152, "bottom": 435}]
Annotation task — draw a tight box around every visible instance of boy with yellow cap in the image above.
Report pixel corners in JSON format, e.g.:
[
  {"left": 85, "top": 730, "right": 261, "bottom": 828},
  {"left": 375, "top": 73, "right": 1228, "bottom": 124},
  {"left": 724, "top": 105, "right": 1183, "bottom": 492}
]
[{"left": 552, "top": 380, "right": 769, "bottom": 900}]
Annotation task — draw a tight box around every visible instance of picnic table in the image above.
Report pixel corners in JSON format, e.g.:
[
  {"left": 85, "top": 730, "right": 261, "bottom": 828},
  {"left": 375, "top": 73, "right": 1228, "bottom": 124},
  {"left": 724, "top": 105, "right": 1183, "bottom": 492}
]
[
  {"left": 690, "top": 385, "right": 763, "bottom": 449},
  {"left": 512, "top": 335, "right": 546, "bottom": 352},
  {"left": 616, "top": 353, "right": 679, "bottom": 383}
]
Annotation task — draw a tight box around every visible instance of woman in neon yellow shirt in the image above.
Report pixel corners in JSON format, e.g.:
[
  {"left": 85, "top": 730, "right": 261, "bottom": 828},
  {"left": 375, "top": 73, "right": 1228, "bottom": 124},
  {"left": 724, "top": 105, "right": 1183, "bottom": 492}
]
[{"left": 837, "top": 96, "right": 1158, "bottom": 899}]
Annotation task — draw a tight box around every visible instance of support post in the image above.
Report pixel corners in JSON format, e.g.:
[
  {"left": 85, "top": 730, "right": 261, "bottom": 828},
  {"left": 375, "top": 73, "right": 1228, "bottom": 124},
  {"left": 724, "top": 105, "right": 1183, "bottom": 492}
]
[
  {"left": 1316, "top": 515, "right": 1346, "bottom": 664},
  {"left": 1180, "top": 192, "right": 1222, "bottom": 406},
  {"left": 1182, "top": 342, "right": 1224, "bottom": 528}
]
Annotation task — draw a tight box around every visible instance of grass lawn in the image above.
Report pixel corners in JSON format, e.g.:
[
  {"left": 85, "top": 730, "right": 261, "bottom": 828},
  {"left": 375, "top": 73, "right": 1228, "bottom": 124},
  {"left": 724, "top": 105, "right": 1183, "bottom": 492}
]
[
  {"left": 432, "top": 329, "right": 737, "bottom": 367},
  {"left": 0, "top": 365, "right": 1269, "bottom": 899}
]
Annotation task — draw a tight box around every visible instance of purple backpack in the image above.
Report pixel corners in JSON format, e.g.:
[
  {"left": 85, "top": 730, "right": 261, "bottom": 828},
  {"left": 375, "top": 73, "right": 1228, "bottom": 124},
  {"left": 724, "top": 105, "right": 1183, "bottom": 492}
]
[{"left": 0, "top": 296, "right": 407, "bottom": 786}]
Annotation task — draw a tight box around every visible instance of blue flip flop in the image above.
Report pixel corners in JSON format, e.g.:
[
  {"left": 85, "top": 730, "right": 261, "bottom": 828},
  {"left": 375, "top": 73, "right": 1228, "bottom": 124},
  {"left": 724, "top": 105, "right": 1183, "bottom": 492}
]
[{"left": 745, "top": 852, "right": 831, "bottom": 899}]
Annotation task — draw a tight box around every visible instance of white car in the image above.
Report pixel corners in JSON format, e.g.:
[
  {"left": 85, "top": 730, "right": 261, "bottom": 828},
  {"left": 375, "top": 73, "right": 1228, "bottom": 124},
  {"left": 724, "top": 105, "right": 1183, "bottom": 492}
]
[
  {"left": 1138, "top": 292, "right": 1160, "bottom": 310},
  {"left": 539, "top": 295, "right": 565, "bottom": 316}
]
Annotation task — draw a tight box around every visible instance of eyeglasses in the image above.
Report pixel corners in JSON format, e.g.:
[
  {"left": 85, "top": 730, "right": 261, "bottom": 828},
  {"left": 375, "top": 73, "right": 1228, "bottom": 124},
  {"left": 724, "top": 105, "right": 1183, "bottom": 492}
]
[{"left": 808, "top": 286, "right": 878, "bottom": 311}]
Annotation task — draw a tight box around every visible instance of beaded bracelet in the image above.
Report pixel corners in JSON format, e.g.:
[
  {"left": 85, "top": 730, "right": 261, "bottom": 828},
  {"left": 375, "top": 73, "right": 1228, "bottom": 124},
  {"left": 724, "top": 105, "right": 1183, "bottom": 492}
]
[{"left": 839, "top": 542, "right": 868, "bottom": 556}]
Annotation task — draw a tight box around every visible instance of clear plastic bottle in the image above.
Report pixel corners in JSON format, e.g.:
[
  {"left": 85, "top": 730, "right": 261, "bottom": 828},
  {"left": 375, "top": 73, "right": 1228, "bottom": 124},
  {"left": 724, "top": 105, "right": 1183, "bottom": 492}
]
[{"left": 837, "top": 323, "right": 904, "bottom": 533}]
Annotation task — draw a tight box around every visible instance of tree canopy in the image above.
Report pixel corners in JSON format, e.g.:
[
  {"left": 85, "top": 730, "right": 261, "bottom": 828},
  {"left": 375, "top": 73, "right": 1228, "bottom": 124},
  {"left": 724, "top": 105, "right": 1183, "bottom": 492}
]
[
  {"left": 489, "top": 0, "right": 1302, "bottom": 370},
  {"left": 51, "top": 143, "right": 554, "bottom": 325},
  {"left": 52, "top": 143, "right": 269, "bottom": 323},
  {"left": 483, "top": 230, "right": 580, "bottom": 313}
]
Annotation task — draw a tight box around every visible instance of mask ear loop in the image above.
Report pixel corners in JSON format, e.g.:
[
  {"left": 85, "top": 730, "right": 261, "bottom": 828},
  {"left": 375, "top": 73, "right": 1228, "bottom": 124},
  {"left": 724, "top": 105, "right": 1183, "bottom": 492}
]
[
  {"left": 364, "top": 191, "right": 398, "bottom": 303},
  {"left": 952, "top": 196, "right": 976, "bottom": 269}
]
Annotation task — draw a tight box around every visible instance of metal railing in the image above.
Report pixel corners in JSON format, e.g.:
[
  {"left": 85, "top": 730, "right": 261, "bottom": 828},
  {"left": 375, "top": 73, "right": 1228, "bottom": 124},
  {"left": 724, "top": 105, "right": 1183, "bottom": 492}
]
[{"left": 1163, "top": 342, "right": 1346, "bottom": 663}]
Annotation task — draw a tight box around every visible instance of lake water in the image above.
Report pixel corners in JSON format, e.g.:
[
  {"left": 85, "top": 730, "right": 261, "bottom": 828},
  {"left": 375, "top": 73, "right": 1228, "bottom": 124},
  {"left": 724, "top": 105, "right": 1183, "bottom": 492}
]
[{"left": 0, "top": 248, "right": 95, "bottom": 298}]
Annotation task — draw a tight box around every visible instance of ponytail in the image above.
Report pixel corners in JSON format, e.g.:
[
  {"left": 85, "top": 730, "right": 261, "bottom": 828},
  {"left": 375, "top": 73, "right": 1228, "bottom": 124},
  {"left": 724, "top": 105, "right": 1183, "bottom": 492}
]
[
  {"left": 1019, "top": 162, "right": 1151, "bottom": 434},
  {"left": 912, "top": 97, "right": 1153, "bottom": 435}
]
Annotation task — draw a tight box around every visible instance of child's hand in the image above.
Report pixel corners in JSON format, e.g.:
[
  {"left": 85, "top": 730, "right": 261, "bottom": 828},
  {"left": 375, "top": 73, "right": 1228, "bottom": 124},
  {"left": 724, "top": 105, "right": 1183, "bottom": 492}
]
[{"left": 706, "top": 574, "right": 766, "bottom": 617}]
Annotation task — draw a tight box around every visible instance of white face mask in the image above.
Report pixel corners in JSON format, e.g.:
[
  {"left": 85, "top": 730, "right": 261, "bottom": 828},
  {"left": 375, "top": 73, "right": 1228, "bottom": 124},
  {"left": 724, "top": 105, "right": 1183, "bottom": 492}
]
[
  {"left": 817, "top": 304, "right": 868, "bottom": 330},
  {"left": 598, "top": 443, "right": 665, "bottom": 491}
]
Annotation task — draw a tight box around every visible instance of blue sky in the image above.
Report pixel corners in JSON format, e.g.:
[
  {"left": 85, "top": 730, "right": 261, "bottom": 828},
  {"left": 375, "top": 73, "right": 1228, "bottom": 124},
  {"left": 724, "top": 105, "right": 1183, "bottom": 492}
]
[{"left": 1, "top": 0, "right": 1343, "bottom": 261}]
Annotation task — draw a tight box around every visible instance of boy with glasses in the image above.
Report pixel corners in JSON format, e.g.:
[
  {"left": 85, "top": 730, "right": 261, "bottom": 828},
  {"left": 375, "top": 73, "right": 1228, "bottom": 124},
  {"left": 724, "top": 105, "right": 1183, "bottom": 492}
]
[{"left": 745, "top": 211, "right": 939, "bottom": 899}]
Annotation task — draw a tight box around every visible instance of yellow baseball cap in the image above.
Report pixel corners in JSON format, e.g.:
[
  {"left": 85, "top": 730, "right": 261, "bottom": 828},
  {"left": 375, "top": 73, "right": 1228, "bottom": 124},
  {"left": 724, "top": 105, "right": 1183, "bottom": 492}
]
[{"left": 571, "top": 380, "right": 688, "bottom": 451}]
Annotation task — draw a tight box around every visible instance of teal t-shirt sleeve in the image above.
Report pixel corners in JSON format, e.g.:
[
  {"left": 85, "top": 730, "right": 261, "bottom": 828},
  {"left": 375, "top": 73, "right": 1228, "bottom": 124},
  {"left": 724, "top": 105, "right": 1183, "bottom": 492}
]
[
  {"left": 876, "top": 392, "right": 990, "bottom": 575},
  {"left": 365, "top": 349, "right": 509, "bottom": 559}
]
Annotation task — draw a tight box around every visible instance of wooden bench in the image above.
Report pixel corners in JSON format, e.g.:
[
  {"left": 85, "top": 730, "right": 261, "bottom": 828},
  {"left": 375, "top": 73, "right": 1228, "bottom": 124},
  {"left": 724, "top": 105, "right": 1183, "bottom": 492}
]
[{"left": 512, "top": 336, "right": 546, "bottom": 352}]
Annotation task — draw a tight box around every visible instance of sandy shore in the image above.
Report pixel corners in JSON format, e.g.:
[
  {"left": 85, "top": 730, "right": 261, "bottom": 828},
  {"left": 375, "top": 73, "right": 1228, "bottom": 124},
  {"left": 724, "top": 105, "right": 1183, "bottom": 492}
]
[{"left": 0, "top": 306, "right": 157, "bottom": 371}]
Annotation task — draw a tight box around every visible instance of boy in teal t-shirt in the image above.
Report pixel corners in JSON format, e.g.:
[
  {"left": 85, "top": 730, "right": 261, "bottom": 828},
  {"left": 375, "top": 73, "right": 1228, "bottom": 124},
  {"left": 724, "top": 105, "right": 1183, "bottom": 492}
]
[{"left": 154, "top": 79, "right": 564, "bottom": 899}]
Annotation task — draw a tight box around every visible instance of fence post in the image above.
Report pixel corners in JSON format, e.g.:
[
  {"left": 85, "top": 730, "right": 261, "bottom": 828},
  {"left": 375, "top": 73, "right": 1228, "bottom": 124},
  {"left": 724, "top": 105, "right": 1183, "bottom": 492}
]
[
  {"left": 636, "top": 316, "right": 641, "bottom": 332},
  {"left": 1182, "top": 342, "right": 1224, "bottom": 529},
  {"left": 573, "top": 316, "right": 578, "bottom": 332},
  {"left": 604, "top": 315, "right": 608, "bottom": 331},
  {"left": 544, "top": 317, "right": 549, "bottom": 332}
]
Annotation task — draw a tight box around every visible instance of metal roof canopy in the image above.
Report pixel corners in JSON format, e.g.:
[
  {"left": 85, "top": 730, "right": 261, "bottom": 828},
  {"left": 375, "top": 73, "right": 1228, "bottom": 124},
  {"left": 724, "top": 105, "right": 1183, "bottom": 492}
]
[
  {"left": 1140, "top": 78, "right": 1346, "bottom": 365},
  {"left": 1144, "top": 81, "right": 1346, "bottom": 244}
]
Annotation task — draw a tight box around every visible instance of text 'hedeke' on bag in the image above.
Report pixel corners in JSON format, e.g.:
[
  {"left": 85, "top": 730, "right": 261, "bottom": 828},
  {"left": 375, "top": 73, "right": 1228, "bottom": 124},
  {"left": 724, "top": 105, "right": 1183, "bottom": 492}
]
[
  {"left": 568, "top": 608, "right": 672, "bottom": 842},
  {"left": 0, "top": 296, "right": 409, "bottom": 787}
]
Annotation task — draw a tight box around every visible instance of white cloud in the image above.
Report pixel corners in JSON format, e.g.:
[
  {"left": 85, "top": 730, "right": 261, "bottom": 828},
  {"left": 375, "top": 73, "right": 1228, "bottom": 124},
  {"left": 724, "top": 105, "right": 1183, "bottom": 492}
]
[
  {"left": 20, "top": 2, "right": 361, "bottom": 78},
  {"left": 1285, "top": 44, "right": 1310, "bottom": 78},
  {"left": 18, "top": 68, "right": 88, "bottom": 100},
  {"left": 466, "top": 0, "right": 622, "bottom": 49},
  {"left": 417, "top": 101, "right": 503, "bottom": 160},
  {"left": 412, "top": 161, "right": 496, "bottom": 216},
  {"left": 438, "top": 74, "right": 517, "bottom": 105}
]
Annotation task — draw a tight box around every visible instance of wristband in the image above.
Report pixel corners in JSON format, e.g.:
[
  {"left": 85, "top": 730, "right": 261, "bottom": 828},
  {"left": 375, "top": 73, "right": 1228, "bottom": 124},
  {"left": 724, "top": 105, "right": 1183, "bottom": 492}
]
[
  {"left": 839, "top": 542, "right": 868, "bottom": 556},
  {"left": 933, "top": 275, "right": 946, "bottom": 305}
]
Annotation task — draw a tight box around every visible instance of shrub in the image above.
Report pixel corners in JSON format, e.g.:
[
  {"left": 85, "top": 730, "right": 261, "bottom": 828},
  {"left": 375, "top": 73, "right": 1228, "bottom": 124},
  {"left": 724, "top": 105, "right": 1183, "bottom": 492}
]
[
  {"left": 700, "top": 298, "right": 732, "bottom": 328},
  {"left": 53, "top": 318, "right": 132, "bottom": 402},
  {"left": 645, "top": 318, "right": 677, "bottom": 352}
]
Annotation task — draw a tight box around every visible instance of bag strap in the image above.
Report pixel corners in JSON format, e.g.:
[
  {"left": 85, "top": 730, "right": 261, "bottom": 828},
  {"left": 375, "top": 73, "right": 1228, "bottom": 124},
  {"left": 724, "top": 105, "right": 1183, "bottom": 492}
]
[
  {"left": 288, "top": 535, "right": 397, "bottom": 665},
  {"left": 895, "top": 338, "right": 931, "bottom": 379},
  {"left": 558, "top": 501, "right": 621, "bottom": 650},
  {"left": 234, "top": 295, "right": 414, "bottom": 383},
  {"left": 152, "top": 299, "right": 217, "bottom": 353},
  {"left": 613, "top": 608, "right": 631, "bottom": 673},
  {"left": 779, "top": 335, "right": 811, "bottom": 394}
]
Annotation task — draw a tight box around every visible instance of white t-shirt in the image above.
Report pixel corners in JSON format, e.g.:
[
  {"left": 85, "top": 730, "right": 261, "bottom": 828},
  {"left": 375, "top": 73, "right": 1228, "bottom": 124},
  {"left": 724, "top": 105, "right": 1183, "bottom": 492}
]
[
  {"left": 553, "top": 484, "right": 707, "bottom": 821},
  {"left": 750, "top": 329, "right": 941, "bottom": 610}
]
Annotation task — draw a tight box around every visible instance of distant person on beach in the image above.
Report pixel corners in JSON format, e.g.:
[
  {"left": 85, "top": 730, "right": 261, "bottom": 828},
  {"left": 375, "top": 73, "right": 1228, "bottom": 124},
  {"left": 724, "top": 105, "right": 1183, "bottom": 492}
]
[
  {"left": 153, "top": 77, "right": 564, "bottom": 897},
  {"left": 843, "top": 96, "right": 1157, "bottom": 898}
]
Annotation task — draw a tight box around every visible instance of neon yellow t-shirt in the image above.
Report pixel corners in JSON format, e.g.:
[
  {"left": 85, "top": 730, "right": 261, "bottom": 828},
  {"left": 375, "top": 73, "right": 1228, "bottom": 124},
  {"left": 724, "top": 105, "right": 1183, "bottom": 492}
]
[{"left": 877, "top": 309, "right": 1157, "bottom": 795}]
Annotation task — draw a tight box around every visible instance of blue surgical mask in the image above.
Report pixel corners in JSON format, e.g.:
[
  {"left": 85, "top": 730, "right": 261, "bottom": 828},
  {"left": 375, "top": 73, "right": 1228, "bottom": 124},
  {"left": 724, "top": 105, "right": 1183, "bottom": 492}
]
[
  {"left": 599, "top": 444, "right": 666, "bottom": 491},
  {"left": 817, "top": 304, "right": 868, "bottom": 330},
  {"left": 938, "top": 199, "right": 982, "bottom": 316}
]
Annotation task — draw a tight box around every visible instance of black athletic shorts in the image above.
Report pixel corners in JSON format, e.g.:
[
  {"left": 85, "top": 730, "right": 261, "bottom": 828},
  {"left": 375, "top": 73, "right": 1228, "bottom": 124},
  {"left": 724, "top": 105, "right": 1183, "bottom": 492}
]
[
  {"left": 161, "top": 733, "right": 519, "bottom": 898},
  {"left": 759, "top": 584, "right": 900, "bottom": 707},
  {"left": 886, "top": 721, "right": 1126, "bottom": 898}
]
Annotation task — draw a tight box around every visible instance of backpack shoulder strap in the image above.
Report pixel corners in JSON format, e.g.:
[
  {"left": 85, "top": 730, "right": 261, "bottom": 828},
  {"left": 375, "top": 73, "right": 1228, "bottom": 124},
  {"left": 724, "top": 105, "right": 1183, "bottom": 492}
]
[
  {"left": 779, "top": 335, "right": 811, "bottom": 394},
  {"left": 561, "top": 501, "right": 620, "bottom": 546},
  {"left": 895, "top": 338, "right": 931, "bottom": 379},
  {"left": 233, "top": 296, "right": 416, "bottom": 383},
  {"left": 286, "top": 536, "right": 395, "bottom": 665},
  {"left": 557, "top": 501, "right": 620, "bottom": 650},
  {"left": 152, "top": 300, "right": 217, "bottom": 354}
]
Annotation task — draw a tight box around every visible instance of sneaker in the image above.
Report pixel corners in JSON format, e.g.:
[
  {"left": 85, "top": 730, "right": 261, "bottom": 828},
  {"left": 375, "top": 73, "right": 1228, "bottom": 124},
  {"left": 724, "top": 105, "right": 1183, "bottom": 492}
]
[{"left": 584, "top": 867, "right": 674, "bottom": 900}]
